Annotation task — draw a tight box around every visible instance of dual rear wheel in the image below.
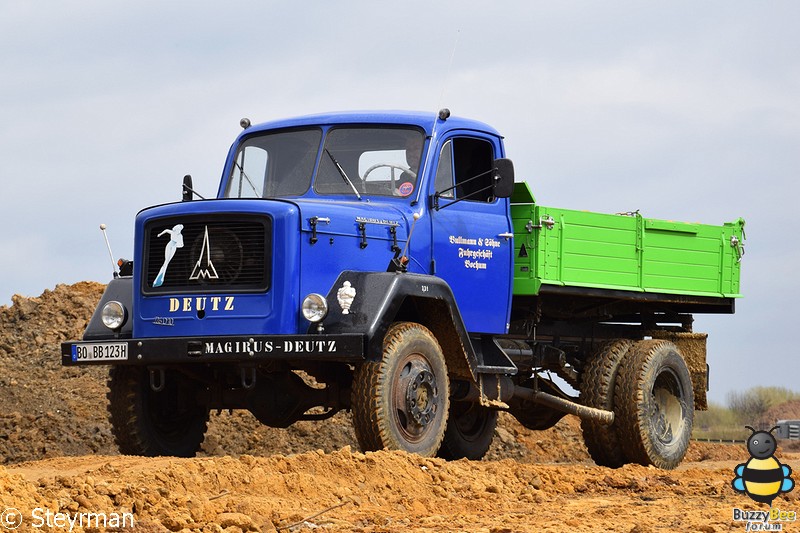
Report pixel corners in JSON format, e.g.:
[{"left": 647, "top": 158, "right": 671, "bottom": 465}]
[{"left": 581, "top": 339, "right": 694, "bottom": 470}]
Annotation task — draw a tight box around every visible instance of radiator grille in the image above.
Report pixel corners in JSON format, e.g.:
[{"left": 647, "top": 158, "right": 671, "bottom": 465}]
[{"left": 142, "top": 215, "right": 271, "bottom": 294}]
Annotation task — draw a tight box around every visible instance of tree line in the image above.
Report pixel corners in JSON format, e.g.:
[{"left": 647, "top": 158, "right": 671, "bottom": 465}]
[{"left": 693, "top": 386, "right": 800, "bottom": 441}]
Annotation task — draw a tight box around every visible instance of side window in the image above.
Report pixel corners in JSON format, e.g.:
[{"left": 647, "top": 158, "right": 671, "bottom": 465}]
[
  {"left": 225, "top": 128, "right": 320, "bottom": 198},
  {"left": 230, "top": 146, "right": 267, "bottom": 198},
  {"left": 434, "top": 140, "right": 454, "bottom": 198},
  {"left": 435, "top": 137, "right": 495, "bottom": 203}
]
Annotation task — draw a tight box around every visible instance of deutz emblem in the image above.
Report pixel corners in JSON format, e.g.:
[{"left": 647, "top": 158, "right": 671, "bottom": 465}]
[{"left": 190, "top": 226, "right": 219, "bottom": 281}]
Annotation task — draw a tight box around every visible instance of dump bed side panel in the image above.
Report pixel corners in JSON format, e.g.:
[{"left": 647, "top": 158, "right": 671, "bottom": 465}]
[{"left": 510, "top": 184, "right": 744, "bottom": 299}]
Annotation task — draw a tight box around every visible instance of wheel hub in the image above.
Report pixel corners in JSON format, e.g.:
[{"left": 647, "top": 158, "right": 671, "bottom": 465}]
[
  {"left": 388, "top": 345, "right": 446, "bottom": 446},
  {"left": 651, "top": 374, "right": 685, "bottom": 446},
  {"left": 406, "top": 369, "right": 437, "bottom": 426}
]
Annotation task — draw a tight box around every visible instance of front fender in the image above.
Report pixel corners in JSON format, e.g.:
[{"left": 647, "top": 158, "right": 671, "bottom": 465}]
[
  {"left": 83, "top": 277, "right": 133, "bottom": 340},
  {"left": 319, "top": 271, "right": 479, "bottom": 379}
]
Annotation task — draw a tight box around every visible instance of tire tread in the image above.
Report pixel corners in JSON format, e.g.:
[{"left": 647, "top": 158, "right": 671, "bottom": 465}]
[
  {"left": 107, "top": 366, "right": 208, "bottom": 457},
  {"left": 351, "top": 322, "right": 449, "bottom": 456},
  {"left": 615, "top": 340, "right": 693, "bottom": 469},
  {"left": 580, "top": 339, "right": 633, "bottom": 468}
]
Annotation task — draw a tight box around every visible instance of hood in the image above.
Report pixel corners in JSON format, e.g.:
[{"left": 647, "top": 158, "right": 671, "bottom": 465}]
[
  {"left": 291, "top": 198, "right": 412, "bottom": 249},
  {"left": 132, "top": 198, "right": 302, "bottom": 337}
]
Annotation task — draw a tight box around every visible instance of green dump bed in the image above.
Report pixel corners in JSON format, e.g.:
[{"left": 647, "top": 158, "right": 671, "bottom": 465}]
[{"left": 510, "top": 183, "right": 745, "bottom": 299}]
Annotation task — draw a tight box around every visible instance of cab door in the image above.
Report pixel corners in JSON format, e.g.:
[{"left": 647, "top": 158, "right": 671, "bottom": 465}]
[{"left": 428, "top": 134, "right": 513, "bottom": 334}]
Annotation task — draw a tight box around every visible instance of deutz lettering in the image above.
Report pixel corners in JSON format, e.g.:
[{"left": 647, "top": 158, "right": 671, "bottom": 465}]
[
  {"left": 204, "top": 340, "right": 338, "bottom": 355},
  {"left": 169, "top": 296, "right": 235, "bottom": 313},
  {"left": 283, "top": 340, "right": 338, "bottom": 353}
]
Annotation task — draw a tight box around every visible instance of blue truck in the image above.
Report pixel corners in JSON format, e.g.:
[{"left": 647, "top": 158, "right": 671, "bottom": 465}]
[{"left": 62, "top": 110, "right": 744, "bottom": 469}]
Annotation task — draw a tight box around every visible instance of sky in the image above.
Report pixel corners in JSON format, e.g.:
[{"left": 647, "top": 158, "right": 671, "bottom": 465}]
[{"left": 1, "top": 1, "right": 798, "bottom": 405}]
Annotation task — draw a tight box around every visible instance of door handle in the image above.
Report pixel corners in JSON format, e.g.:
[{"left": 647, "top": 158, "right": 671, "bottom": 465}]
[{"left": 498, "top": 232, "right": 514, "bottom": 239}]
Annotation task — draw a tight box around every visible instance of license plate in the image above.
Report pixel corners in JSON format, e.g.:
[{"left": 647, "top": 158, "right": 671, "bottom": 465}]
[{"left": 71, "top": 342, "right": 128, "bottom": 362}]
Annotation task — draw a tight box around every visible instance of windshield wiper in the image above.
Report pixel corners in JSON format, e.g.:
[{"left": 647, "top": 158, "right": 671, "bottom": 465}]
[
  {"left": 324, "top": 149, "right": 362, "bottom": 200},
  {"left": 233, "top": 160, "right": 261, "bottom": 197}
]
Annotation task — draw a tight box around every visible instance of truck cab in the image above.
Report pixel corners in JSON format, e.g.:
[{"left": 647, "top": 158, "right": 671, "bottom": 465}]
[{"left": 131, "top": 111, "right": 513, "bottom": 339}]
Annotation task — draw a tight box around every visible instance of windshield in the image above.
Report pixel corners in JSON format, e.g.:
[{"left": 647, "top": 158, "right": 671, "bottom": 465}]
[
  {"left": 315, "top": 127, "right": 424, "bottom": 198},
  {"left": 223, "top": 125, "right": 425, "bottom": 199},
  {"left": 224, "top": 128, "right": 321, "bottom": 198}
]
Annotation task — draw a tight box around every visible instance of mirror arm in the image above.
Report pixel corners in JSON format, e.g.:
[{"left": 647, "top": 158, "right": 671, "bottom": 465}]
[
  {"left": 432, "top": 167, "right": 499, "bottom": 211},
  {"left": 436, "top": 167, "right": 495, "bottom": 198},
  {"left": 432, "top": 179, "right": 498, "bottom": 211}
]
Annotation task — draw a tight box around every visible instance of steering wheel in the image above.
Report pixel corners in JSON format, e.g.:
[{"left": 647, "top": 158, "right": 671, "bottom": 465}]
[{"left": 363, "top": 163, "right": 417, "bottom": 180}]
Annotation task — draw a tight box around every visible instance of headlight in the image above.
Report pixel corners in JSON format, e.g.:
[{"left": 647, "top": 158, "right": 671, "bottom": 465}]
[
  {"left": 301, "top": 294, "right": 328, "bottom": 323},
  {"left": 101, "top": 301, "right": 127, "bottom": 330}
]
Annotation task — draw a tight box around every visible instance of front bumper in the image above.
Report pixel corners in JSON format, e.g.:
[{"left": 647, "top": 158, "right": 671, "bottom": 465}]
[{"left": 61, "top": 334, "right": 365, "bottom": 366}]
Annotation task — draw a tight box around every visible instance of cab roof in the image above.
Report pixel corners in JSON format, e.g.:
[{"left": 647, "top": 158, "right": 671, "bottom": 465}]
[{"left": 241, "top": 110, "right": 502, "bottom": 139}]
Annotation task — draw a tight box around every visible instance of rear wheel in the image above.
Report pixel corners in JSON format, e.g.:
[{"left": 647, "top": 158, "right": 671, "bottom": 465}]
[
  {"left": 438, "top": 403, "right": 498, "bottom": 460},
  {"left": 580, "top": 339, "right": 633, "bottom": 468},
  {"left": 352, "top": 322, "right": 449, "bottom": 456},
  {"left": 614, "top": 340, "right": 694, "bottom": 469},
  {"left": 107, "top": 366, "right": 208, "bottom": 457}
]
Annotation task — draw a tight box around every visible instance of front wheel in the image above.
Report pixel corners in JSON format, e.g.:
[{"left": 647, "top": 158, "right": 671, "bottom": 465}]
[
  {"left": 351, "top": 322, "right": 449, "bottom": 456},
  {"left": 107, "top": 366, "right": 208, "bottom": 457},
  {"left": 614, "top": 340, "right": 694, "bottom": 469}
]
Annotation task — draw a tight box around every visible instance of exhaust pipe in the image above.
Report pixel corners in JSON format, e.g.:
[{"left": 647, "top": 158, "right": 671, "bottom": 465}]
[
  {"left": 453, "top": 375, "right": 615, "bottom": 425},
  {"left": 513, "top": 387, "right": 614, "bottom": 425}
]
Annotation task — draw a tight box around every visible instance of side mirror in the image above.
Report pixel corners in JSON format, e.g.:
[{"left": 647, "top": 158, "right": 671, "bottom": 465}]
[
  {"left": 493, "top": 158, "right": 515, "bottom": 198},
  {"left": 182, "top": 175, "right": 193, "bottom": 202}
]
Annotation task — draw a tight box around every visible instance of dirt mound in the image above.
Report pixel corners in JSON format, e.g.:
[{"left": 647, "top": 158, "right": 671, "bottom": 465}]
[
  {"left": 765, "top": 399, "right": 800, "bottom": 423},
  {"left": 4, "top": 450, "right": 799, "bottom": 532},
  {"left": 762, "top": 400, "right": 800, "bottom": 452},
  {"left": 684, "top": 441, "right": 749, "bottom": 462},
  {"left": 0, "top": 283, "right": 115, "bottom": 463}
]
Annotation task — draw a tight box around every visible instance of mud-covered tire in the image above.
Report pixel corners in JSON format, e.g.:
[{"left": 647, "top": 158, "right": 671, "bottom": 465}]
[
  {"left": 107, "top": 366, "right": 208, "bottom": 457},
  {"left": 580, "top": 339, "right": 633, "bottom": 468},
  {"left": 351, "top": 322, "right": 449, "bottom": 457},
  {"left": 438, "top": 403, "right": 498, "bottom": 460},
  {"left": 614, "top": 340, "right": 694, "bottom": 469}
]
